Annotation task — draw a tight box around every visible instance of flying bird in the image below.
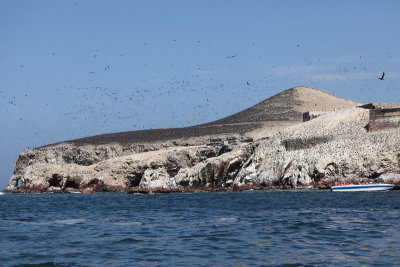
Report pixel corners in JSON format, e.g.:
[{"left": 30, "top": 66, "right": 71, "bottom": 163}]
[{"left": 378, "top": 72, "right": 385, "bottom": 80}]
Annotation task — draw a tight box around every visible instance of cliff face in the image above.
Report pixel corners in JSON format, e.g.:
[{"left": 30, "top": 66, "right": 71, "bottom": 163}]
[
  {"left": 6, "top": 135, "right": 255, "bottom": 193},
  {"left": 235, "top": 107, "right": 400, "bottom": 188},
  {"left": 6, "top": 86, "right": 399, "bottom": 193}
]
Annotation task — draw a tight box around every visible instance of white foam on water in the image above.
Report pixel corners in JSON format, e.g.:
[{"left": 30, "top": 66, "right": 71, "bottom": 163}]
[
  {"left": 216, "top": 217, "right": 238, "bottom": 223},
  {"left": 113, "top": 221, "right": 142, "bottom": 226},
  {"left": 53, "top": 218, "right": 87, "bottom": 225},
  {"left": 1, "top": 218, "right": 86, "bottom": 226}
]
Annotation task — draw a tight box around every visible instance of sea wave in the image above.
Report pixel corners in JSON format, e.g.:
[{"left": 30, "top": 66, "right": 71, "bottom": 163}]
[
  {"left": 216, "top": 217, "right": 238, "bottom": 223},
  {"left": 13, "top": 262, "right": 87, "bottom": 267},
  {"left": 114, "top": 237, "right": 141, "bottom": 244},
  {"left": 53, "top": 218, "right": 86, "bottom": 225},
  {"left": 112, "top": 221, "right": 142, "bottom": 226}
]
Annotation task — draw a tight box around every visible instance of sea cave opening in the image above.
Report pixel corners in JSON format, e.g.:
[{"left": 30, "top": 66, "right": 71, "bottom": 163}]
[
  {"left": 65, "top": 179, "right": 80, "bottom": 189},
  {"left": 15, "top": 177, "right": 23, "bottom": 188},
  {"left": 127, "top": 172, "right": 143, "bottom": 187},
  {"left": 49, "top": 174, "right": 62, "bottom": 187}
]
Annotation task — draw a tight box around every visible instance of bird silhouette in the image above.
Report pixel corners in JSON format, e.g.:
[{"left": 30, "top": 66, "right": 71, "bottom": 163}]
[{"left": 378, "top": 72, "right": 385, "bottom": 80}]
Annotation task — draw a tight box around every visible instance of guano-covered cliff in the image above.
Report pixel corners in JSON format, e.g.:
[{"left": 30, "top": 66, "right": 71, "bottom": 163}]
[{"left": 5, "top": 86, "right": 400, "bottom": 193}]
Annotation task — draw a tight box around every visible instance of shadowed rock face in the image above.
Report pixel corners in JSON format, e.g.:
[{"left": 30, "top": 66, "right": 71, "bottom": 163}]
[
  {"left": 281, "top": 136, "right": 334, "bottom": 151},
  {"left": 6, "top": 86, "right": 400, "bottom": 194}
]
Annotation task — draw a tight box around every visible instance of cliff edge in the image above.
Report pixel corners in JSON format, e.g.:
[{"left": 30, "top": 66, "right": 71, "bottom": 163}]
[{"left": 5, "top": 86, "right": 400, "bottom": 193}]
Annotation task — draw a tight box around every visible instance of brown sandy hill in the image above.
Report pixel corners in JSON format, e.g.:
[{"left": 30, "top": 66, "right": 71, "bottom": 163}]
[
  {"left": 58, "top": 86, "right": 359, "bottom": 146},
  {"left": 208, "top": 86, "right": 359, "bottom": 124}
]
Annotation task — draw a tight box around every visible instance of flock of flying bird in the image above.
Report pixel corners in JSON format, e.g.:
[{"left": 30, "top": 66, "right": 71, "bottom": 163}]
[{"left": 0, "top": 39, "right": 394, "bottom": 145}]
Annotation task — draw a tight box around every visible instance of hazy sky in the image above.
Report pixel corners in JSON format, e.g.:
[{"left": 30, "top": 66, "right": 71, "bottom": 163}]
[{"left": 1, "top": 0, "right": 399, "bottom": 188}]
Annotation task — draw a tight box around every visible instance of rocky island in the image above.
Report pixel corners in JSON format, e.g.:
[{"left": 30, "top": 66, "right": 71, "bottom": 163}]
[{"left": 4, "top": 86, "right": 400, "bottom": 193}]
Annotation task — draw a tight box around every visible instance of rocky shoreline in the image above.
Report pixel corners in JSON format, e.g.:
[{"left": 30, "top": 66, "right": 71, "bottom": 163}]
[
  {"left": 6, "top": 181, "right": 400, "bottom": 194},
  {"left": 4, "top": 87, "right": 400, "bottom": 194}
]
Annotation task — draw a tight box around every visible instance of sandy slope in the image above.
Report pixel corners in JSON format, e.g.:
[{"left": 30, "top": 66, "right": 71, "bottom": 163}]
[{"left": 56, "top": 86, "right": 359, "bottom": 146}]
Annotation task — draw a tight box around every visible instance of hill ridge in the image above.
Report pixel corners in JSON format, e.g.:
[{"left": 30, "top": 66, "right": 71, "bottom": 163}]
[{"left": 54, "top": 86, "right": 358, "bottom": 146}]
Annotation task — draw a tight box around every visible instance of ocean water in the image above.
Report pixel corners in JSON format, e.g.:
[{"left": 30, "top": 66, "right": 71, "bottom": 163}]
[{"left": 0, "top": 190, "right": 399, "bottom": 267}]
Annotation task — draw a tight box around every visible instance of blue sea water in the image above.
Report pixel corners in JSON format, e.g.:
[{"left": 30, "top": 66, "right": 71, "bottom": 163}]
[{"left": 0, "top": 190, "right": 399, "bottom": 267}]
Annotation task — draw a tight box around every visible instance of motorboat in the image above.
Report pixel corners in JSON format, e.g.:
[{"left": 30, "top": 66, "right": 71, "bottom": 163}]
[{"left": 331, "top": 183, "right": 395, "bottom": 192}]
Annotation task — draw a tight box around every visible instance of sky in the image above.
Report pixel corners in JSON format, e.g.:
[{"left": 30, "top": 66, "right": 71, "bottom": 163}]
[{"left": 1, "top": 0, "right": 399, "bottom": 188}]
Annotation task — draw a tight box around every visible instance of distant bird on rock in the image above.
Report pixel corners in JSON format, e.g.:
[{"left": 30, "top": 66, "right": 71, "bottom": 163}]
[{"left": 378, "top": 72, "right": 385, "bottom": 80}]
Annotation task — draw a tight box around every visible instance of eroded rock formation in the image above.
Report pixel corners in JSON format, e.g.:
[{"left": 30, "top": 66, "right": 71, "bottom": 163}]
[
  {"left": 234, "top": 107, "right": 400, "bottom": 189},
  {"left": 5, "top": 87, "right": 400, "bottom": 193}
]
